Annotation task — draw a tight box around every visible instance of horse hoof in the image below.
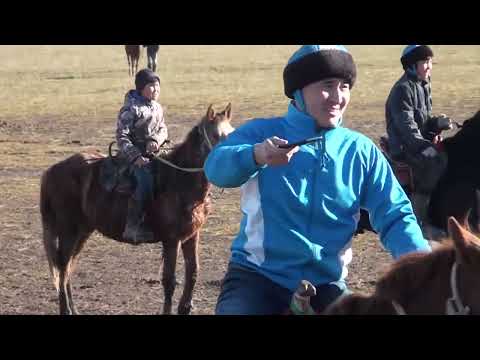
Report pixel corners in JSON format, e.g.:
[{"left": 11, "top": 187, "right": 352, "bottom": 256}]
[
  {"left": 60, "top": 310, "right": 75, "bottom": 315},
  {"left": 162, "top": 306, "right": 173, "bottom": 315},
  {"left": 178, "top": 304, "right": 193, "bottom": 315}
]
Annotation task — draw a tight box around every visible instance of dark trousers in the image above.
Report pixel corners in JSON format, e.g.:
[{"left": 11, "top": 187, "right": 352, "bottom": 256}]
[
  {"left": 215, "top": 262, "right": 349, "bottom": 315},
  {"left": 132, "top": 163, "right": 154, "bottom": 207}
]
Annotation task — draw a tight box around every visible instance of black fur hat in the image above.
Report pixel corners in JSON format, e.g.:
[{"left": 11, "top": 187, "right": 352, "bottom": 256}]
[
  {"left": 400, "top": 45, "right": 434, "bottom": 70},
  {"left": 283, "top": 45, "right": 357, "bottom": 99},
  {"left": 135, "top": 68, "right": 160, "bottom": 92}
]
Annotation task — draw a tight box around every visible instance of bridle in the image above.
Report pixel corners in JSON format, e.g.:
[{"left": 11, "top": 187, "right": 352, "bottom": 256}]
[
  {"left": 391, "top": 261, "right": 471, "bottom": 315},
  {"left": 153, "top": 122, "right": 213, "bottom": 173}
]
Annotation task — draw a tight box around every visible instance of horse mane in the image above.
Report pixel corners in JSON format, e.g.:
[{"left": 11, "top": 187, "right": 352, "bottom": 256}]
[
  {"left": 82, "top": 151, "right": 105, "bottom": 162},
  {"left": 164, "top": 121, "right": 205, "bottom": 166},
  {"left": 153, "top": 117, "right": 209, "bottom": 195},
  {"left": 441, "top": 110, "right": 480, "bottom": 183},
  {"left": 444, "top": 111, "right": 480, "bottom": 149},
  {"left": 374, "top": 242, "right": 456, "bottom": 302},
  {"left": 462, "top": 110, "right": 480, "bottom": 129}
]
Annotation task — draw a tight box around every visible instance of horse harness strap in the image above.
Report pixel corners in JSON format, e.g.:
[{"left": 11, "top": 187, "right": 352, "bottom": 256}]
[
  {"left": 446, "top": 262, "right": 471, "bottom": 315},
  {"left": 391, "top": 300, "right": 407, "bottom": 315},
  {"left": 391, "top": 261, "right": 471, "bottom": 315},
  {"left": 152, "top": 123, "right": 214, "bottom": 173},
  {"left": 155, "top": 156, "right": 204, "bottom": 173}
]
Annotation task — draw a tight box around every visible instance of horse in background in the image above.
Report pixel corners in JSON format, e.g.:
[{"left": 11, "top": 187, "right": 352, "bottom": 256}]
[
  {"left": 125, "top": 45, "right": 141, "bottom": 76},
  {"left": 144, "top": 45, "right": 160, "bottom": 72}
]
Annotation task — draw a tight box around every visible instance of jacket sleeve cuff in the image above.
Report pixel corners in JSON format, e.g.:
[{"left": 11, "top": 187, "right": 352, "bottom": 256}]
[{"left": 239, "top": 144, "right": 265, "bottom": 173}]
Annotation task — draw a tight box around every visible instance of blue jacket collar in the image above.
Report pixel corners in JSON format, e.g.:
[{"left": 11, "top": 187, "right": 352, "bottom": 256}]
[{"left": 285, "top": 102, "right": 343, "bottom": 138}]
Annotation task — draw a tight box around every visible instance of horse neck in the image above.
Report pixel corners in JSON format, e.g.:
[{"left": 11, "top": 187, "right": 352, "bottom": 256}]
[
  {"left": 161, "top": 126, "right": 211, "bottom": 196},
  {"left": 444, "top": 120, "right": 480, "bottom": 163},
  {"left": 170, "top": 127, "right": 207, "bottom": 165}
]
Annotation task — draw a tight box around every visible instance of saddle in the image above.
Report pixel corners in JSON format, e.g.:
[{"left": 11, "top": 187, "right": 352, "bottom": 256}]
[
  {"left": 380, "top": 136, "right": 415, "bottom": 193},
  {"left": 99, "top": 142, "right": 136, "bottom": 195},
  {"left": 98, "top": 141, "right": 174, "bottom": 195}
]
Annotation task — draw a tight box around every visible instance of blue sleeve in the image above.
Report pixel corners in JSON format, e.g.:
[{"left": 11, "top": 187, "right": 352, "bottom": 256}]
[
  {"left": 360, "top": 143, "right": 431, "bottom": 259},
  {"left": 204, "top": 119, "right": 270, "bottom": 188}
]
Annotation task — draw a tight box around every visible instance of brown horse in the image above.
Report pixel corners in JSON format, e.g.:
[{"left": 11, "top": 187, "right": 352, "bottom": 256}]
[
  {"left": 40, "top": 104, "right": 235, "bottom": 315},
  {"left": 124, "top": 45, "right": 141, "bottom": 76},
  {"left": 324, "top": 217, "right": 480, "bottom": 315},
  {"left": 144, "top": 45, "right": 160, "bottom": 72}
]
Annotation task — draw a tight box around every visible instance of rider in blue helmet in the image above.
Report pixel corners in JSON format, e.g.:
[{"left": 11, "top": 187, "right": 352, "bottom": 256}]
[
  {"left": 385, "top": 45, "right": 451, "bottom": 240},
  {"left": 205, "top": 45, "right": 431, "bottom": 315}
]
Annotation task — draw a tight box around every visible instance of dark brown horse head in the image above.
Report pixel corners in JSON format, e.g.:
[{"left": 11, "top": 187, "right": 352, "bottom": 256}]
[
  {"left": 202, "top": 103, "right": 235, "bottom": 148},
  {"left": 444, "top": 110, "right": 480, "bottom": 158}
]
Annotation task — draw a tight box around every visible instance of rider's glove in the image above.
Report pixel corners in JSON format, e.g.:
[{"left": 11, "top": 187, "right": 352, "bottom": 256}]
[{"left": 431, "top": 114, "right": 453, "bottom": 132}]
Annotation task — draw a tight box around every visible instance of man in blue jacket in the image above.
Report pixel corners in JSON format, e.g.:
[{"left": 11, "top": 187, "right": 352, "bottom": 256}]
[{"left": 205, "top": 45, "right": 431, "bottom": 315}]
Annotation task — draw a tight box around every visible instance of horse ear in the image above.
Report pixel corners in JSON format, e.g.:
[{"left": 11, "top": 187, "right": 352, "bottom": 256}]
[
  {"left": 206, "top": 104, "right": 215, "bottom": 122},
  {"left": 448, "top": 216, "right": 478, "bottom": 264},
  {"left": 225, "top": 103, "right": 232, "bottom": 119}
]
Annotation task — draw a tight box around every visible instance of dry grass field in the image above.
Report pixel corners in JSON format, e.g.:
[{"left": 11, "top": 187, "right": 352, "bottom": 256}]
[{"left": 1, "top": 45, "right": 479, "bottom": 314}]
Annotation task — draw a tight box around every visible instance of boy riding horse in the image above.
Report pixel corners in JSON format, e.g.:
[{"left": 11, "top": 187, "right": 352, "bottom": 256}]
[{"left": 116, "top": 68, "right": 168, "bottom": 243}]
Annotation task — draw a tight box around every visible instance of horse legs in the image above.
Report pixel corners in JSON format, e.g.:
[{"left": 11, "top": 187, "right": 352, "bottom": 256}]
[
  {"left": 152, "top": 46, "right": 159, "bottom": 72},
  {"left": 161, "top": 241, "right": 180, "bottom": 315},
  {"left": 66, "top": 282, "right": 79, "bottom": 315},
  {"left": 134, "top": 56, "right": 139, "bottom": 76},
  {"left": 178, "top": 232, "right": 200, "bottom": 315},
  {"left": 147, "top": 54, "right": 152, "bottom": 71},
  {"left": 152, "top": 55, "right": 157, "bottom": 72},
  {"left": 126, "top": 54, "right": 131, "bottom": 76},
  {"left": 58, "top": 269, "right": 71, "bottom": 315},
  {"left": 65, "top": 244, "right": 88, "bottom": 315},
  {"left": 57, "top": 229, "right": 92, "bottom": 315}
]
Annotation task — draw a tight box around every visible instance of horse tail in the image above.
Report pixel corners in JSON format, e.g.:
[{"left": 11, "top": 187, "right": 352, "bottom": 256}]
[{"left": 40, "top": 170, "right": 60, "bottom": 292}]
